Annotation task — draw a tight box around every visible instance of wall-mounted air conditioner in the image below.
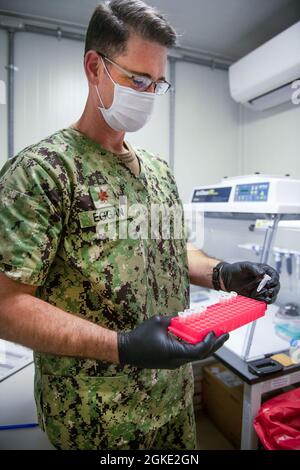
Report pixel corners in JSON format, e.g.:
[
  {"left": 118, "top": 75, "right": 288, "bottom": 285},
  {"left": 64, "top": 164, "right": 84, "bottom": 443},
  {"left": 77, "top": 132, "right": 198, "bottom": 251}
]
[{"left": 229, "top": 21, "right": 300, "bottom": 111}]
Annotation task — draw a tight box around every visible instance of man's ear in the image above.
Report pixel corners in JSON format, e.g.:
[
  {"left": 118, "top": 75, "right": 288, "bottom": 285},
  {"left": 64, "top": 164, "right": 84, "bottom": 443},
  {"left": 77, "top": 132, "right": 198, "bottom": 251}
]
[{"left": 84, "top": 51, "right": 102, "bottom": 86}]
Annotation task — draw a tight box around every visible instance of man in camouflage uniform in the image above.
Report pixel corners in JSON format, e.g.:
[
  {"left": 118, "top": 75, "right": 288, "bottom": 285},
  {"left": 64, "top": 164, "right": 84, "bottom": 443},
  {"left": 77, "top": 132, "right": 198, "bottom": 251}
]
[{"left": 0, "top": 1, "right": 279, "bottom": 450}]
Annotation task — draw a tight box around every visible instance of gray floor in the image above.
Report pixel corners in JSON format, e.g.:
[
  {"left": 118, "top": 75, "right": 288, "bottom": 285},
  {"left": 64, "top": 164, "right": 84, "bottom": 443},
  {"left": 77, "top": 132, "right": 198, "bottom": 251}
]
[{"left": 196, "top": 411, "right": 235, "bottom": 450}]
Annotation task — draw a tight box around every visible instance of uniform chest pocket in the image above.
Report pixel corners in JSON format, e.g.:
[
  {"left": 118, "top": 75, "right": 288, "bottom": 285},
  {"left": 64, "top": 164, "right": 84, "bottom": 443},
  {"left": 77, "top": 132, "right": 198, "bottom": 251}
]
[{"left": 65, "top": 207, "right": 147, "bottom": 291}]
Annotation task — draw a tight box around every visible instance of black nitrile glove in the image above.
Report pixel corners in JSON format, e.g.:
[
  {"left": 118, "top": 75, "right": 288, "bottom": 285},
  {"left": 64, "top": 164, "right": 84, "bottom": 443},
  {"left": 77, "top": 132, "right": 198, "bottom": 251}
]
[
  {"left": 219, "top": 261, "right": 280, "bottom": 304},
  {"left": 118, "top": 315, "right": 229, "bottom": 369}
]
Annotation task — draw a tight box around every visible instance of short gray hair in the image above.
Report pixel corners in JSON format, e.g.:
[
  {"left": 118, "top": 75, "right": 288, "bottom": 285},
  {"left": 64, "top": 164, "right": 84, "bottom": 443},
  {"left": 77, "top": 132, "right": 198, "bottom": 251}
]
[{"left": 84, "top": 0, "right": 177, "bottom": 57}]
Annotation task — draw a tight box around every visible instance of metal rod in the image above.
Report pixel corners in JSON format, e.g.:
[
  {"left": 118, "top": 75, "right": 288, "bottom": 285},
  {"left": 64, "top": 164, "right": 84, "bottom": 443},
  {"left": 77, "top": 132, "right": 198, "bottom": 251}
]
[
  {"left": 0, "top": 12, "right": 234, "bottom": 70},
  {"left": 7, "top": 29, "right": 14, "bottom": 158},
  {"left": 260, "top": 215, "right": 281, "bottom": 264},
  {"left": 0, "top": 23, "right": 85, "bottom": 42},
  {"left": 172, "top": 54, "right": 230, "bottom": 71},
  {"left": 242, "top": 214, "right": 281, "bottom": 360},
  {"left": 0, "top": 8, "right": 87, "bottom": 31},
  {"left": 168, "top": 57, "right": 176, "bottom": 171},
  {"left": 24, "top": 24, "right": 85, "bottom": 42}
]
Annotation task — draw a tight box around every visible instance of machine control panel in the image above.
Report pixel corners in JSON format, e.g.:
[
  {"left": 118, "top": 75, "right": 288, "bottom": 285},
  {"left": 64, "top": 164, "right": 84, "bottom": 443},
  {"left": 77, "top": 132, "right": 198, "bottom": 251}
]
[{"left": 234, "top": 182, "right": 269, "bottom": 202}]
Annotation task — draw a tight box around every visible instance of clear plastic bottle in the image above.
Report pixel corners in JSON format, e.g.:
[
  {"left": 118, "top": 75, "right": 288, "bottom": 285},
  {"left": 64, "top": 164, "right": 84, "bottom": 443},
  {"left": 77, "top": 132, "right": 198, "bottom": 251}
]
[{"left": 289, "top": 337, "right": 300, "bottom": 364}]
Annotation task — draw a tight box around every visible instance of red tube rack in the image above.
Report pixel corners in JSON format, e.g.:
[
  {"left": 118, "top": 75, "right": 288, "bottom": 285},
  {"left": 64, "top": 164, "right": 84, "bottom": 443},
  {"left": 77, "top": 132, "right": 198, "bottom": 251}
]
[{"left": 168, "top": 295, "right": 267, "bottom": 344}]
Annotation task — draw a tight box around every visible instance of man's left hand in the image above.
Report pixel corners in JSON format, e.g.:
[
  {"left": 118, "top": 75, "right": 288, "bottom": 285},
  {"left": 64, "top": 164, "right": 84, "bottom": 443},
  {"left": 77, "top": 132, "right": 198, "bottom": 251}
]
[{"left": 219, "top": 261, "right": 280, "bottom": 304}]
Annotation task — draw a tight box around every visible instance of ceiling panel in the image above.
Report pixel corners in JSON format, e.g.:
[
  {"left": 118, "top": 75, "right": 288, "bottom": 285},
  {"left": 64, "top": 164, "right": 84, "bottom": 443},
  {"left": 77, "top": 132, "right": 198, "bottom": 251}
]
[{"left": 0, "top": 0, "right": 299, "bottom": 59}]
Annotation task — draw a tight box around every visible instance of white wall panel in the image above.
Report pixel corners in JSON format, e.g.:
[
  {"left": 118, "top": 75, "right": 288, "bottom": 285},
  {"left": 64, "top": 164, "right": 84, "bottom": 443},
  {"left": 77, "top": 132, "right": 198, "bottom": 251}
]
[
  {"left": 13, "top": 32, "right": 170, "bottom": 162},
  {"left": 240, "top": 103, "right": 300, "bottom": 178},
  {"left": 0, "top": 30, "right": 8, "bottom": 169},
  {"left": 13, "top": 31, "right": 299, "bottom": 201},
  {"left": 14, "top": 33, "right": 87, "bottom": 155},
  {"left": 174, "top": 61, "right": 240, "bottom": 202}
]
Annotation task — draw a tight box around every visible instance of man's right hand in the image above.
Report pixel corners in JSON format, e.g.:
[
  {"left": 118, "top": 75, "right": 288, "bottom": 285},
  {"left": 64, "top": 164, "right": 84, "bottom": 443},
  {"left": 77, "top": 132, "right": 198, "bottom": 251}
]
[{"left": 118, "top": 315, "right": 229, "bottom": 369}]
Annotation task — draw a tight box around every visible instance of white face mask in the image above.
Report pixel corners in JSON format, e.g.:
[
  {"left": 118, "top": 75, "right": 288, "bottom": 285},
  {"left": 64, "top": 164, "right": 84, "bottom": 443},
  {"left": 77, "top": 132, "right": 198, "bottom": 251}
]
[{"left": 95, "top": 59, "right": 156, "bottom": 133}]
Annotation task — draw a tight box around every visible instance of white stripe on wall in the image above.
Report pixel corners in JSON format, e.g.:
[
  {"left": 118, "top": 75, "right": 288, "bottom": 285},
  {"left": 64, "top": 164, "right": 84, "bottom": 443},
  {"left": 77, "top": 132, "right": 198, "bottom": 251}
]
[{"left": 0, "top": 30, "right": 8, "bottom": 170}]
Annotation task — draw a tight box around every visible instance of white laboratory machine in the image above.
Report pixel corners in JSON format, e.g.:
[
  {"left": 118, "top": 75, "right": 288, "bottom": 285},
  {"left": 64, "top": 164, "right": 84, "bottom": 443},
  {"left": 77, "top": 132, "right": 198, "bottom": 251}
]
[{"left": 189, "top": 174, "right": 300, "bottom": 361}]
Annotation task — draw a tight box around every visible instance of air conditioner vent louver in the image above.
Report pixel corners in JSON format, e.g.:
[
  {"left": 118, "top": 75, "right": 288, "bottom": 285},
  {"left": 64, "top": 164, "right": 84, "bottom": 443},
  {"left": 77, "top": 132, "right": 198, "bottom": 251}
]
[{"left": 229, "top": 21, "right": 300, "bottom": 111}]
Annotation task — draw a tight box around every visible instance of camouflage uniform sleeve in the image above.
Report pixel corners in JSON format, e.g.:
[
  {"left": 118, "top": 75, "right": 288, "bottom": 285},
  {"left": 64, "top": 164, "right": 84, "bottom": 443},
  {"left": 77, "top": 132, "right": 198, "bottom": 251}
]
[{"left": 0, "top": 154, "right": 70, "bottom": 286}]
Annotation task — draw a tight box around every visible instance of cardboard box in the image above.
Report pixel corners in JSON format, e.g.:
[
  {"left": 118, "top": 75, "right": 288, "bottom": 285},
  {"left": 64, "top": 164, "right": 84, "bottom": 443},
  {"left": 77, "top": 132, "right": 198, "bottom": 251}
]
[
  {"left": 192, "top": 362, "right": 203, "bottom": 411},
  {"left": 202, "top": 363, "right": 243, "bottom": 449},
  {"left": 192, "top": 358, "right": 216, "bottom": 411},
  {"left": 201, "top": 362, "right": 300, "bottom": 449}
]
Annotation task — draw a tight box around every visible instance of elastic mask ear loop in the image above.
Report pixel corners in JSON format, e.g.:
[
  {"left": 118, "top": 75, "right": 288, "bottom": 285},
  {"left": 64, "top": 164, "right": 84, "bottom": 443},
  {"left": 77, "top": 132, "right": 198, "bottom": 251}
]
[
  {"left": 101, "top": 57, "right": 116, "bottom": 84},
  {"left": 95, "top": 84, "right": 105, "bottom": 109},
  {"left": 95, "top": 57, "right": 116, "bottom": 109}
]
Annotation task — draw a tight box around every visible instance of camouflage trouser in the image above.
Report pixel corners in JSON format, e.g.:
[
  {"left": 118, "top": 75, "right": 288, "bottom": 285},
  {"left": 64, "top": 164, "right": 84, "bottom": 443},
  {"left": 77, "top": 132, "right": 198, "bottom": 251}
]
[
  {"left": 145, "top": 401, "right": 197, "bottom": 450},
  {"left": 49, "top": 401, "right": 196, "bottom": 450}
]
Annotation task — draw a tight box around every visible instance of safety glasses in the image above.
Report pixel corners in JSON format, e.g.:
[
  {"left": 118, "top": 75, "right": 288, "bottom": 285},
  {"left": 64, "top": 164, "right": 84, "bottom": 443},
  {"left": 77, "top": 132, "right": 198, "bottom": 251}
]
[{"left": 96, "top": 52, "right": 171, "bottom": 95}]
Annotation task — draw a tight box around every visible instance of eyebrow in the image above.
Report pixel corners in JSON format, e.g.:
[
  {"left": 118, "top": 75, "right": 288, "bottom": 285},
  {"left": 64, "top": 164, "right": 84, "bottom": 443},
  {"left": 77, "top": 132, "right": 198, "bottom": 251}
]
[
  {"left": 101, "top": 54, "right": 166, "bottom": 82},
  {"left": 130, "top": 70, "right": 166, "bottom": 81}
]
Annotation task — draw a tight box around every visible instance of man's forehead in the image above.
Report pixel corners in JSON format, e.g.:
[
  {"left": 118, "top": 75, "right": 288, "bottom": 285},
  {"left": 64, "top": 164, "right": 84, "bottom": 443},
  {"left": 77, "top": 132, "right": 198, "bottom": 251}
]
[{"left": 116, "top": 35, "right": 167, "bottom": 79}]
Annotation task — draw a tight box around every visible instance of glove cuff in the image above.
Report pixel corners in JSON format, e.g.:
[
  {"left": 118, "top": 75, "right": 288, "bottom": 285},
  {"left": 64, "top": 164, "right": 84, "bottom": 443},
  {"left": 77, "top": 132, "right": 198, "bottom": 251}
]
[
  {"left": 212, "top": 261, "right": 227, "bottom": 291},
  {"left": 117, "top": 331, "right": 130, "bottom": 367}
]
